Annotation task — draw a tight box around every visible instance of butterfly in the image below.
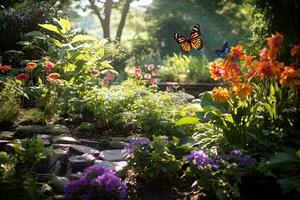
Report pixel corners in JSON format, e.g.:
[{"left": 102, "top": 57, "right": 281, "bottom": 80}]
[
  {"left": 215, "top": 42, "right": 230, "bottom": 58},
  {"left": 171, "top": 24, "right": 203, "bottom": 53}
]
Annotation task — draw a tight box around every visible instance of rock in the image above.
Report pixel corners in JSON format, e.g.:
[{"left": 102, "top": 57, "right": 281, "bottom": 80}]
[
  {"left": 52, "top": 144, "right": 71, "bottom": 149},
  {"left": 79, "top": 139, "right": 100, "bottom": 147},
  {"left": 0, "top": 140, "right": 10, "bottom": 151},
  {"left": 51, "top": 175, "right": 69, "bottom": 194},
  {"left": 108, "top": 137, "right": 128, "bottom": 142},
  {"left": 99, "top": 149, "right": 124, "bottom": 161},
  {"left": 5, "top": 143, "right": 16, "bottom": 153},
  {"left": 37, "top": 134, "right": 52, "bottom": 146},
  {"left": 15, "top": 125, "right": 70, "bottom": 138},
  {"left": 52, "top": 136, "right": 80, "bottom": 144},
  {"left": 0, "top": 131, "right": 15, "bottom": 139},
  {"left": 69, "top": 144, "right": 100, "bottom": 156},
  {"left": 41, "top": 183, "right": 54, "bottom": 196},
  {"left": 94, "top": 160, "right": 127, "bottom": 173},
  {"left": 191, "top": 98, "right": 202, "bottom": 104},
  {"left": 49, "top": 148, "right": 70, "bottom": 174},
  {"left": 68, "top": 154, "right": 96, "bottom": 172},
  {"left": 98, "top": 139, "right": 111, "bottom": 148},
  {"left": 53, "top": 195, "right": 67, "bottom": 200},
  {"left": 109, "top": 140, "right": 128, "bottom": 149}
]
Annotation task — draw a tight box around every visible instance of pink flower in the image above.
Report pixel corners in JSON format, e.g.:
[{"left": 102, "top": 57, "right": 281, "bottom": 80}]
[
  {"left": 151, "top": 70, "right": 159, "bottom": 77},
  {"left": 16, "top": 73, "right": 29, "bottom": 81},
  {"left": 166, "top": 86, "right": 173, "bottom": 92},
  {"left": 149, "top": 78, "right": 157, "bottom": 85},
  {"left": 134, "top": 67, "right": 142, "bottom": 79},
  {"left": 147, "top": 64, "right": 155, "bottom": 71},
  {"left": 104, "top": 71, "right": 116, "bottom": 81},
  {"left": 144, "top": 73, "right": 152, "bottom": 79},
  {"left": 43, "top": 61, "right": 55, "bottom": 72},
  {"left": 260, "top": 48, "right": 269, "bottom": 61}
]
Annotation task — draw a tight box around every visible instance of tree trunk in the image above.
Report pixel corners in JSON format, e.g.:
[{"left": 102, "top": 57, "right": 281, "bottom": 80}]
[
  {"left": 116, "top": 0, "right": 132, "bottom": 41},
  {"left": 88, "top": 0, "right": 112, "bottom": 40}
]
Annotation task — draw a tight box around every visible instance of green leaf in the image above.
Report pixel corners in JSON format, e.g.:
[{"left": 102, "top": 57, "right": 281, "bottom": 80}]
[
  {"left": 269, "top": 152, "right": 300, "bottom": 165},
  {"left": 59, "top": 18, "right": 71, "bottom": 32},
  {"left": 71, "top": 35, "right": 96, "bottom": 44},
  {"left": 176, "top": 117, "right": 199, "bottom": 126},
  {"left": 24, "top": 31, "right": 46, "bottom": 39},
  {"left": 39, "top": 24, "right": 61, "bottom": 35},
  {"left": 49, "top": 38, "right": 63, "bottom": 48},
  {"left": 200, "top": 91, "right": 214, "bottom": 107}
]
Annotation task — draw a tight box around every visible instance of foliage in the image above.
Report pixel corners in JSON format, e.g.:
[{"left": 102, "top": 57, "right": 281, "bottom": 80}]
[
  {"left": 0, "top": 138, "right": 52, "bottom": 200},
  {"left": 0, "top": 79, "right": 26, "bottom": 127},
  {"left": 0, "top": 2, "right": 57, "bottom": 66},
  {"left": 185, "top": 149, "right": 257, "bottom": 199},
  {"left": 64, "top": 165, "right": 126, "bottom": 200},
  {"left": 160, "top": 53, "right": 210, "bottom": 83},
  {"left": 123, "top": 136, "right": 182, "bottom": 180}
]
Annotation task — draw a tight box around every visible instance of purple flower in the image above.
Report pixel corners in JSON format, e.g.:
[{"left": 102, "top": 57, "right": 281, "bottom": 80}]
[
  {"left": 186, "top": 150, "right": 212, "bottom": 168},
  {"left": 230, "top": 149, "right": 243, "bottom": 157},
  {"left": 81, "top": 189, "right": 93, "bottom": 200},
  {"left": 122, "top": 137, "right": 150, "bottom": 156},
  {"left": 92, "top": 173, "right": 127, "bottom": 199},
  {"left": 83, "top": 165, "right": 115, "bottom": 179},
  {"left": 239, "top": 155, "right": 256, "bottom": 166},
  {"left": 64, "top": 176, "right": 89, "bottom": 198}
]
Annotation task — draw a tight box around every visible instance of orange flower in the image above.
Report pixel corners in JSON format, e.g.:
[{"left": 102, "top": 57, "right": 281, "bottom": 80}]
[
  {"left": 260, "top": 48, "right": 269, "bottom": 61},
  {"left": 211, "top": 87, "right": 230, "bottom": 103},
  {"left": 25, "top": 62, "right": 37, "bottom": 72},
  {"left": 0, "top": 65, "right": 13, "bottom": 71},
  {"left": 228, "top": 45, "right": 244, "bottom": 60},
  {"left": 48, "top": 73, "right": 60, "bottom": 79},
  {"left": 279, "top": 66, "right": 300, "bottom": 88},
  {"left": 267, "top": 32, "right": 283, "bottom": 51},
  {"left": 243, "top": 55, "right": 255, "bottom": 67},
  {"left": 291, "top": 45, "right": 300, "bottom": 57},
  {"left": 232, "top": 82, "right": 253, "bottom": 98},
  {"left": 258, "top": 60, "right": 283, "bottom": 78},
  {"left": 209, "top": 61, "right": 224, "bottom": 80}
]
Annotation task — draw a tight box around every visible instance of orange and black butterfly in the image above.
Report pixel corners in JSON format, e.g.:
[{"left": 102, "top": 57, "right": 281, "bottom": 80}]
[{"left": 171, "top": 24, "right": 203, "bottom": 53}]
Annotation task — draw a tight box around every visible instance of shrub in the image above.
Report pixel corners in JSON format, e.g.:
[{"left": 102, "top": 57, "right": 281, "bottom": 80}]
[
  {"left": 123, "top": 136, "right": 182, "bottom": 180},
  {"left": 160, "top": 53, "right": 210, "bottom": 83}
]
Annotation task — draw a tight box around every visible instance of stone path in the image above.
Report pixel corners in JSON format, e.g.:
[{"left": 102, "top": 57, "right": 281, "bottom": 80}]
[{"left": 0, "top": 125, "right": 130, "bottom": 199}]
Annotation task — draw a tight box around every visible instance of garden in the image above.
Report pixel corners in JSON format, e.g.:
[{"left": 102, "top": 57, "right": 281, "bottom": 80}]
[{"left": 0, "top": 0, "right": 299, "bottom": 199}]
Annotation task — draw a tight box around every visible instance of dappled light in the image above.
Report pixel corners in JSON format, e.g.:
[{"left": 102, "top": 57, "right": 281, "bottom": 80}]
[{"left": 1, "top": 0, "right": 300, "bottom": 199}]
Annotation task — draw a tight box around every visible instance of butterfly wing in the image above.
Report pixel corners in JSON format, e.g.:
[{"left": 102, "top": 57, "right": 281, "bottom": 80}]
[
  {"left": 171, "top": 33, "right": 191, "bottom": 53},
  {"left": 189, "top": 24, "right": 203, "bottom": 50},
  {"left": 222, "top": 42, "right": 230, "bottom": 54},
  {"left": 215, "top": 50, "right": 226, "bottom": 58}
]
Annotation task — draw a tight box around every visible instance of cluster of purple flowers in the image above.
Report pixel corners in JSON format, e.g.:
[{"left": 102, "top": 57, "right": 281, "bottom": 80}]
[
  {"left": 64, "top": 165, "right": 126, "bottom": 200},
  {"left": 122, "top": 137, "right": 150, "bottom": 156},
  {"left": 186, "top": 149, "right": 256, "bottom": 169},
  {"left": 186, "top": 150, "right": 220, "bottom": 169}
]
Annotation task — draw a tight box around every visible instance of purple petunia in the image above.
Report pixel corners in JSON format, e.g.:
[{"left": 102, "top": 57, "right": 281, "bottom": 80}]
[
  {"left": 64, "top": 165, "right": 126, "bottom": 199},
  {"left": 230, "top": 149, "right": 243, "bottom": 157},
  {"left": 122, "top": 137, "right": 150, "bottom": 156},
  {"left": 186, "top": 150, "right": 213, "bottom": 168},
  {"left": 92, "top": 173, "right": 127, "bottom": 199}
]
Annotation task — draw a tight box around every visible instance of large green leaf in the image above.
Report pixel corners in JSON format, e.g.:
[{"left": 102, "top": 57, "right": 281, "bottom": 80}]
[
  {"left": 59, "top": 18, "right": 71, "bottom": 32},
  {"left": 175, "top": 117, "right": 199, "bottom": 126},
  {"left": 269, "top": 152, "right": 300, "bottom": 165},
  {"left": 39, "top": 24, "right": 61, "bottom": 35},
  {"left": 71, "top": 35, "right": 96, "bottom": 44}
]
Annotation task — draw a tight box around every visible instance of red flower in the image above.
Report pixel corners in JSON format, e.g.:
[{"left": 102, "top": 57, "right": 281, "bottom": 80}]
[
  {"left": 91, "top": 69, "right": 100, "bottom": 76},
  {"left": 16, "top": 73, "right": 29, "bottom": 81},
  {"left": 0, "top": 65, "right": 13, "bottom": 71},
  {"left": 267, "top": 32, "right": 283, "bottom": 51},
  {"left": 48, "top": 73, "right": 60, "bottom": 79}
]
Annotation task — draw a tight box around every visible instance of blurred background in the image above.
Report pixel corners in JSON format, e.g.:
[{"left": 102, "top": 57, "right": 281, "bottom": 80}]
[{"left": 1, "top": 0, "right": 300, "bottom": 83}]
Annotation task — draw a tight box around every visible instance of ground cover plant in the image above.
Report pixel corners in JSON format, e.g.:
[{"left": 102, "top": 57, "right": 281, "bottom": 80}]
[{"left": 0, "top": 1, "right": 300, "bottom": 199}]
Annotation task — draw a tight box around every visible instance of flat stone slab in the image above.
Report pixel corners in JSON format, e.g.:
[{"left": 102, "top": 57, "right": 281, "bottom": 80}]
[
  {"left": 15, "top": 125, "right": 70, "bottom": 138},
  {"left": 52, "top": 136, "right": 80, "bottom": 144},
  {"left": 79, "top": 139, "right": 100, "bottom": 146},
  {"left": 68, "top": 154, "right": 96, "bottom": 165},
  {"left": 109, "top": 140, "right": 128, "bottom": 149},
  {"left": 99, "top": 149, "right": 124, "bottom": 161},
  {"left": 52, "top": 144, "right": 71, "bottom": 149},
  {"left": 69, "top": 144, "right": 100, "bottom": 156},
  {"left": 94, "top": 160, "right": 127, "bottom": 172},
  {"left": 0, "top": 131, "right": 15, "bottom": 139}
]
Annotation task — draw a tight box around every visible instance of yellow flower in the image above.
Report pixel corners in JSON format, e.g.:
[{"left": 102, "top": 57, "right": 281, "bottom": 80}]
[{"left": 211, "top": 87, "right": 230, "bottom": 103}]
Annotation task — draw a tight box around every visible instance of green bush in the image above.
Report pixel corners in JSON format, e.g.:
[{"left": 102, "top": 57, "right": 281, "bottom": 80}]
[
  {"left": 160, "top": 53, "right": 210, "bottom": 83},
  {"left": 0, "top": 79, "right": 25, "bottom": 128}
]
